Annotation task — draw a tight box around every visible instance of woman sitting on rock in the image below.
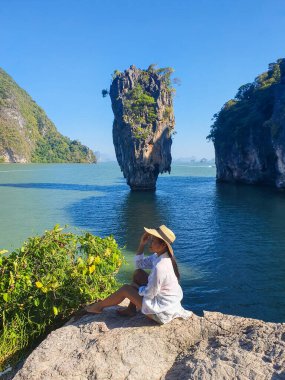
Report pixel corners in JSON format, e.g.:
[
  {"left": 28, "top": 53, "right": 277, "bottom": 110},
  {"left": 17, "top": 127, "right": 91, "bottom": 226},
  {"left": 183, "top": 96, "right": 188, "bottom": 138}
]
[{"left": 85, "top": 225, "right": 192, "bottom": 324}]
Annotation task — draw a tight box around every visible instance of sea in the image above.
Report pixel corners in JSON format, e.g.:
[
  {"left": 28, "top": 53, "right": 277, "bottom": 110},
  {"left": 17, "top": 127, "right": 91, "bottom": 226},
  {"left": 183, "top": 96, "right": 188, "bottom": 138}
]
[{"left": 1, "top": 162, "right": 285, "bottom": 322}]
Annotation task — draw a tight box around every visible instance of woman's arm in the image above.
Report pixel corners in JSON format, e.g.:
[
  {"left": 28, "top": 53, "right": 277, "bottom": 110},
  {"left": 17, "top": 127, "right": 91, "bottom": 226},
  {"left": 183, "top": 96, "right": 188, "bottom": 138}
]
[
  {"left": 139, "top": 268, "right": 161, "bottom": 299},
  {"left": 138, "top": 267, "right": 163, "bottom": 299}
]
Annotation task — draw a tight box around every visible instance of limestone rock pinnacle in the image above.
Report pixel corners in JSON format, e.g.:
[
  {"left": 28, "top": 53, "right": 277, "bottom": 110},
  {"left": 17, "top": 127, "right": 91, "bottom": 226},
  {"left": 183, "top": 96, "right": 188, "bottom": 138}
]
[{"left": 109, "top": 65, "right": 175, "bottom": 191}]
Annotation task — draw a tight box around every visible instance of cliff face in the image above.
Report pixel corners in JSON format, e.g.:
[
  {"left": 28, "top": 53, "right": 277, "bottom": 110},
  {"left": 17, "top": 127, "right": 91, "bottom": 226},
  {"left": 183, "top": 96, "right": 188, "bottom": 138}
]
[
  {"left": 208, "top": 59, "right": 285, "bottom": 188},
  {"left": 109, "top": 65, "right": 175, "bottom": 190},
  {"left": 12, "top": 302, "right": 285, "bottom": 380},
  {"left": 0, "top": 68, "right": 96, "bottom": 163}
]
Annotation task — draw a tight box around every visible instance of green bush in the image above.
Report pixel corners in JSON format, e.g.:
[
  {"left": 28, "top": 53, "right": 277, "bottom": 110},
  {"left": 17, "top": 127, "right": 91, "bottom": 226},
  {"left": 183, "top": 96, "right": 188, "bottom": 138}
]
[{"left": 0, "top": 225, "right": 124, "bottom": 369}]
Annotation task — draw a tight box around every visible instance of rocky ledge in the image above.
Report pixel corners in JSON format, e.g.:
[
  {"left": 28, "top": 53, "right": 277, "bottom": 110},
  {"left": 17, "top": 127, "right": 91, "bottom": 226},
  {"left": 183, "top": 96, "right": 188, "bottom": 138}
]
[{"left": 12, "top": 302, "right": 285, "bottom": 380}]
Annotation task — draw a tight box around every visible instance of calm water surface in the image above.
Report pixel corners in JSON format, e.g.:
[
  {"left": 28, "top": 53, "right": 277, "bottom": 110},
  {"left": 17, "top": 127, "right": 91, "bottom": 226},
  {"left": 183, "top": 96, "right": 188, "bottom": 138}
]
[{"left": 1, "top": 162, "right": 285, "bottom": 322}]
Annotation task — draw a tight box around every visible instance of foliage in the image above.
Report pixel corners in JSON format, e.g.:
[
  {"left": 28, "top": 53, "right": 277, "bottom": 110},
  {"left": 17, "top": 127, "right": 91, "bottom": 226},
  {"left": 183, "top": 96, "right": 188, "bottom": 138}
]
[
  {"left": 124, "top": 84, "right": 157, "bottom": 135},
  {"left": 0, "top": 68, "right": 96, "bottom": 163},
  {"left": 132, "top": 126, "right": 152, "bottom": 140},
  {"left": 102, "top": 89, "right": 109, "bottom": 98},
  {"left": 0, "top": 225, "right": 123, "bottom": 369},
  {"left": 147, "top": 63, "right": 158, "bottom": 72},
  {"left": 112, "top": 70, "right": 121, "bottom": 80},
  {"left": 156, "top": 67, "right": 174, "bottom": 88},
  {"left": 207, "top": 59, "right": 285, "bottom": 145},
  {"left": 31, "top": 135, "right": 96, "bottom": 163},
  {"left": 163, "top": 106, "right": 173, "bottom": 119},
  {"left": 172, "top": 77, "right": 181, "bottom": 86},
  {"left": 107, "top": 64, "right": 176, "bottom": 140}
]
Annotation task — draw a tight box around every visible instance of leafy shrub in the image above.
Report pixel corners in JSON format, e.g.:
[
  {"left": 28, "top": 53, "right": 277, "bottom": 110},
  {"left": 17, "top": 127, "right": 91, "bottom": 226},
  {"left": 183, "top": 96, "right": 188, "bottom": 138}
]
[
  {"left": 112, "top": 70, "right": 121, "bottom": 80},
  {"left": 163, "top": 107, "right": 173, "bottom": 119},
  {"left": 0, "top": 225, "right": 123, "bottom": 369},
  {"left": 102, "top": 89, "right": 109, "bottom": 98}
]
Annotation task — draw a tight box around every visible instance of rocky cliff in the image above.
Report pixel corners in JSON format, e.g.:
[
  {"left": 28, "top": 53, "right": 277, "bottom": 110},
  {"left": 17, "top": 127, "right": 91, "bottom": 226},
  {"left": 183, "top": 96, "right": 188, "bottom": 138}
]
[
  {"left": 0, "top": 68, "right": 96, "bottom": 163},
  {"left": 109, "top": 65, "right": 175, "bottom": 190},
  {"left": 208, "top": 59, "right": 285, "bottom": 188},
  {"left": 11, "top": 302, "right": 285, "bottom": 380}
]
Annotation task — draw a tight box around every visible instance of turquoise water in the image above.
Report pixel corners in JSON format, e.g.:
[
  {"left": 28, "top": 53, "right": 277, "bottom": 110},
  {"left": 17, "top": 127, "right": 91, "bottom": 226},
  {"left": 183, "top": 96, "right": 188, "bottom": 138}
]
[{"left": 1, "top": 162, "right": 285, "bottom": 322}]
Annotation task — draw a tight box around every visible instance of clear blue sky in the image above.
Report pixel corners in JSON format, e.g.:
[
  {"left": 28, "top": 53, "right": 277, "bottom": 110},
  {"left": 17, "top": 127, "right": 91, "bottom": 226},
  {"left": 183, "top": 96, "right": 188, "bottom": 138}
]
[{"left": 1, "top": 0, "right": 285, "bottom": 160}]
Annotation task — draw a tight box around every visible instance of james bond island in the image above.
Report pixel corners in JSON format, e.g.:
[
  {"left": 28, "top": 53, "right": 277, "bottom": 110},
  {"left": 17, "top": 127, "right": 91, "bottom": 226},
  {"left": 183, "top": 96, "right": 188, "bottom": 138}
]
[
  {"left": 105, "top": 64, "right": 176, "bottom": 191},
  {"left": 208, "top": 58, "right": 285, "bottom": 189}
]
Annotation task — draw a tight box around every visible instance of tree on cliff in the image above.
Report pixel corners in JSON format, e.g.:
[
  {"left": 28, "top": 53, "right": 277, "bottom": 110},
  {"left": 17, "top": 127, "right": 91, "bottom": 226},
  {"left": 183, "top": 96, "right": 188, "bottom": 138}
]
[{"left": 207, "top": 59, "right": 285, "bottom": 144}]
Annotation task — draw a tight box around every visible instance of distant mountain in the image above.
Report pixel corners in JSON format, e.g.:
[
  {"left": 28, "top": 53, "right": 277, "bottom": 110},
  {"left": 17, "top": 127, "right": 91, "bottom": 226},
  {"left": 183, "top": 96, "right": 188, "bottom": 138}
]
[
  {"left": 173, "top": 157, "right": 215, "bottom": 164},
  {"left": 0, "top": 68, "right": 96, "bottom": 163}
]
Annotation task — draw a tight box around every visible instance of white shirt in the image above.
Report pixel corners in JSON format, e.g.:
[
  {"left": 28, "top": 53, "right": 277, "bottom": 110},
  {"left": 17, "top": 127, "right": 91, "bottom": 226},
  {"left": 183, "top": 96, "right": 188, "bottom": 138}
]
[{"left": 135, "top": 252, "right": 192, "bottom": 324}]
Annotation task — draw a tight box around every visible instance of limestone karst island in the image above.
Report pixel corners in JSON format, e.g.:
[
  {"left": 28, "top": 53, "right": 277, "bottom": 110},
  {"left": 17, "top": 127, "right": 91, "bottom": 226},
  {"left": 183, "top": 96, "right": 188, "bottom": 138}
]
[
  {"left": 208, "top": 58, "right": 285, "bottom": 189},
  {"left": 107, "top": 64, "right": 175, "bottom": 191},
  {"left": 0, "top": 68, "right": 96, "bottom": 164}
]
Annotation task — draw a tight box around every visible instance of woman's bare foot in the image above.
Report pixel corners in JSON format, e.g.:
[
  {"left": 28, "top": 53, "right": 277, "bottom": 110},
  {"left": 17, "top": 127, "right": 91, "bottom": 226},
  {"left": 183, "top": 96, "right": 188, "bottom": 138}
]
[
  {"left": 117, "top": 307, "right": 137, "bottom": 317},
  {"left": 85, "top": 303, "right": 103, "bottom": 314}
]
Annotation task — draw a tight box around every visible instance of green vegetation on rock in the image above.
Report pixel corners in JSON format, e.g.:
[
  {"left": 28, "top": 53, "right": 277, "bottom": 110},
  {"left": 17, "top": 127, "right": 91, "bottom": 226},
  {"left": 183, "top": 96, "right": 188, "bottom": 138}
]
[
  {"left": 0, "top": 68, "right": 96, "bottom": 163},
  {"left": 124, "top": 84, "right": 157, "bottom": 129},
  {"left": 207, "top": 59, "right": 285, "bottom": 146},
  {"left": 112, "top": 65, "right": 176, "bottom": 140},
  {"left": 0, "top": 225, "right": 123, "bottom": 369}
]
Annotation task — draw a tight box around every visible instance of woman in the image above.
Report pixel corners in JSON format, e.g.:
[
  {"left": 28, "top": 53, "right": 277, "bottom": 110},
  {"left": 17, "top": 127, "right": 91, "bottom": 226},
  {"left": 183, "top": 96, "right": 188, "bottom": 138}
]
[{"left": 85, "top": 225, "right": 192, "bottom": 324}]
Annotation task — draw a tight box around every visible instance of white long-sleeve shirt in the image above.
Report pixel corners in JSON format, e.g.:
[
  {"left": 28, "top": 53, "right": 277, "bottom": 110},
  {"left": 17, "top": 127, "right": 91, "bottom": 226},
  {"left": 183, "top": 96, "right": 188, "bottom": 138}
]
[{"left": 135, "top": 252, "right": 192, "bottom": 324}]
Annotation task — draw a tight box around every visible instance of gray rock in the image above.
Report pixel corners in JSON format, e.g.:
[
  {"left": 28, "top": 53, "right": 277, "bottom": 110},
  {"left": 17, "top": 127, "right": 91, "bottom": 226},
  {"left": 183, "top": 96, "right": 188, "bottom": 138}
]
[
  {"left": 109, "top": 66, "right": 175, "bottom": 191},
  {"left": 13, "top": 303, "right": 285, "bottom": 380},
  {"left": 213, "top": 59, "right": 285, "bottom": 189}
]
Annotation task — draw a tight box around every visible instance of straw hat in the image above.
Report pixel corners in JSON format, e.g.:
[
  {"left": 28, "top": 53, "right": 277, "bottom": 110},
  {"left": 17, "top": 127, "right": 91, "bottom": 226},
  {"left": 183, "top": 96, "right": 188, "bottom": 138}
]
[{"left": 144, "top": 225, "right": 176, "bottom": 256}]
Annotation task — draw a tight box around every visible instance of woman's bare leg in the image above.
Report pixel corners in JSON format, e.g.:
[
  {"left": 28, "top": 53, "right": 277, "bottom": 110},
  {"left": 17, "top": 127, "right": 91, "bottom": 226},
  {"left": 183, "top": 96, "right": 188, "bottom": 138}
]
[
  {"left": 85, "top": 284, "right": 143, "bottom": 314},
  {"left": 117, "top": 269, "right": 148, "bottom": 316}
]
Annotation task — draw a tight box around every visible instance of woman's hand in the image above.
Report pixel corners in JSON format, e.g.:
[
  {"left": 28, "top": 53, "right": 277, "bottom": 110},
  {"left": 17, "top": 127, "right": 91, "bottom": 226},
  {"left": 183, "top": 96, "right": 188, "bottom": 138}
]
[
  {"left": 137, "top": 232, "right": 150, "bottom": 255},
  {"left": 140, "top": 232, "right": 149, "bottom": 246}
]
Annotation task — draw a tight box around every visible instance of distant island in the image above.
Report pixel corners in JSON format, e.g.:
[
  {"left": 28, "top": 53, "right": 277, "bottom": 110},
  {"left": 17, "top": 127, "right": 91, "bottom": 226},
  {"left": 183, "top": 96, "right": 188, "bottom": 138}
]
[
  {"left": 0, "top": 68, "right": 96, "bottom": 163},
  {"left": 208, "top": 58, "right": 285, "bottom": 189},
  {"left": 173, "top": 157, "right": 215, "bottom": 165}
]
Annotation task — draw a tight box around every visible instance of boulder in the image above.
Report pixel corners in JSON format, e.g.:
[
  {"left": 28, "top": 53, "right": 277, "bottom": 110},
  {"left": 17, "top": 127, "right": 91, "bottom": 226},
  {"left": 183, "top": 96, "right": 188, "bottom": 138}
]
[{"left": 13, "top": 303, "right": 285, "bottom": 380}]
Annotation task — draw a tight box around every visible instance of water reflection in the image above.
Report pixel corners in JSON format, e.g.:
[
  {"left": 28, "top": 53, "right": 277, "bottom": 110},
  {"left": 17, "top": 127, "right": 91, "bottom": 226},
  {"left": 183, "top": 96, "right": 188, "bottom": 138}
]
[
  {"left": 67, "top": 189, "right": 168, "bottom": 252},
  {"left": 206, "top": 183, "right": 285, "bottom": 321},
  {"left": 119, "top": 191, "right": 166, "bottom": 252}
]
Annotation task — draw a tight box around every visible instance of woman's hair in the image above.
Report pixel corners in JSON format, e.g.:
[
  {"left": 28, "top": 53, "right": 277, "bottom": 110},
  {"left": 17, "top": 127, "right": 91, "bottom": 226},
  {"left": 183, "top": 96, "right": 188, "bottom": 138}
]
[
  {"left": 158, "top": 238, "right": 180, "bottom": 281},
  {"left": 168, "top": 253, "right": 180, "bottom": 281}
]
